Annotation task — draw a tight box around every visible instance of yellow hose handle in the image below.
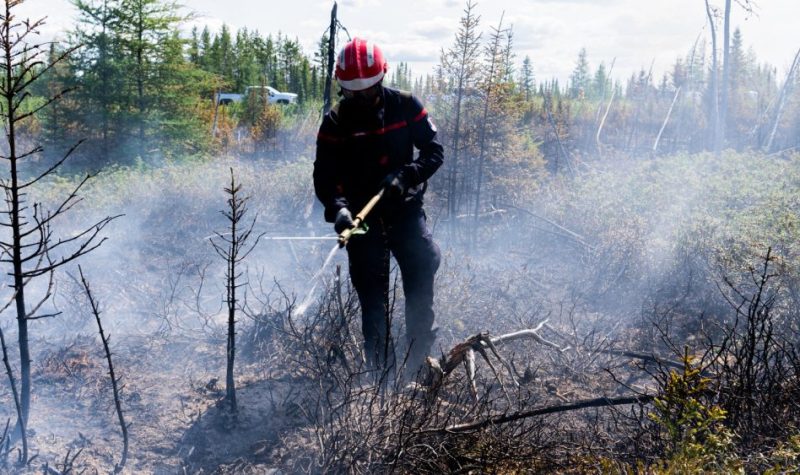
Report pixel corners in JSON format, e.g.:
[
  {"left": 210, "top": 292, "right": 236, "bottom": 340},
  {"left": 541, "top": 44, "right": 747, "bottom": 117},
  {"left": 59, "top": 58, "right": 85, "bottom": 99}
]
[{"left": 338, "top": 188, "right": 385, "bottom": 248}]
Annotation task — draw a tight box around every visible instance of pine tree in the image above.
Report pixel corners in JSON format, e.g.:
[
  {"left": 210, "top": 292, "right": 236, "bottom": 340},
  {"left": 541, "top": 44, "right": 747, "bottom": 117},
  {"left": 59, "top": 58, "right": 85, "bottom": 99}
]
[
  {"left": 115, "top": 0, "right": 185, "bottom": 159},
  {"left": 519, "top": 55, "right": 534, "bottom": 101},
  {"left": 501, "top": 25, "right": 515, "bottom": 84},
  {"left": 727, "top": 27, "right": 749, "bottom": 147},
  {"left": 569, "top": 48, "right": 590, "bottom": 99},
  {"left": 188, "top": 26, "right": 200, "bottom": 64},
  {"left": 155, "top": 30, "right": 215, "bottom": 156},
  {"left": 199, "top": 26, "right": 212, "bottom": 69},
  {"left": 69, "top": 0, "right": 125, "bottom": 165},
  {"left": 440, "top": 0, "right": 482, "bottom": 222},
  {"left": 592, "top": 62, "right": 608, "bottom": 100},
  {"left": 671, "top": 58, "right": 687, "bottom": 90}
]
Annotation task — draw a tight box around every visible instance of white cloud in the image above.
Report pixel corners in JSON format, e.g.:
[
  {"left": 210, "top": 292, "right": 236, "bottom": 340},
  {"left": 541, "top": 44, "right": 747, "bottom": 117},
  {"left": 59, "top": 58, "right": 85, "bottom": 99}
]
[
  {"left": 411, "top": 17, "right": 458, "bottom": 41},
  {"left": 339, "top": 0, "right": 382, "bottom": 7},
  {"left": 9, "top": 0, "right": 800, "bottom": 85}
]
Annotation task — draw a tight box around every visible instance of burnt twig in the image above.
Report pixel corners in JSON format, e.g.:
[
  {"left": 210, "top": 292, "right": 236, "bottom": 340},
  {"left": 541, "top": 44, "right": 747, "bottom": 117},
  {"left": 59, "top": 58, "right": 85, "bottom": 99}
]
[
  {"left": 77, "top": 267, "right": 128, "bottom": 473},
  {"left": 418, "top": 394, "right": 655, "bottom": 434}
]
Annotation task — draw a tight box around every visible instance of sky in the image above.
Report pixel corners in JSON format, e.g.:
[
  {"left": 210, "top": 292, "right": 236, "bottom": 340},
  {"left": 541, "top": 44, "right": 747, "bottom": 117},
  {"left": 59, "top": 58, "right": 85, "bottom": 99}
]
[{"left": 18, "top": 0, "right": 800, "bottom": 85}]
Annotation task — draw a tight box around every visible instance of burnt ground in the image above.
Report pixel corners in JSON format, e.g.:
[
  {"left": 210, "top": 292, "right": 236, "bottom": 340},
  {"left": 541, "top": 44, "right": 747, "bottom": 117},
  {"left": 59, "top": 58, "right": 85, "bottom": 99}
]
[
  {"left": 0, "top": 235, "right": 721, "bottom": 473},
  {"left": 0, "top": 331, "right": 300, "bottom": 473},
  {"left": 0, "top": 274, "right": 639, "bottom": 473}
]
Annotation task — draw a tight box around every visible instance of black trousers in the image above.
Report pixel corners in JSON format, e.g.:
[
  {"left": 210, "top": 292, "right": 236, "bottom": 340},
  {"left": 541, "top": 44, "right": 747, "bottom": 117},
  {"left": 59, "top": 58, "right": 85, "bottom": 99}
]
[{"left": 346, "top": 204, "right": 441, "bottom": 371}]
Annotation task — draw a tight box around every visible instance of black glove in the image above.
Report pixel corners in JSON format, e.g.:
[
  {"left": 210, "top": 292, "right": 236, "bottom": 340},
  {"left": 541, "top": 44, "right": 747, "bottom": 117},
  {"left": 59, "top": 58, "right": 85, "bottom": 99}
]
[
  {"left": 334, "top": 208, "right": 354, "bottom": 234},
  {"left": 381, "top": 171, "right": 407, "bottom": 199}
]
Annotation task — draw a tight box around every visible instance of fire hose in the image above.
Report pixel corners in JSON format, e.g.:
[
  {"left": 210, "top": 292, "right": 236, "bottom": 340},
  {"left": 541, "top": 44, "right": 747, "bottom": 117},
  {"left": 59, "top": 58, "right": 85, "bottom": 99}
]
[{"left": 337, "top": 188, "right": 385, "bottom": 248}]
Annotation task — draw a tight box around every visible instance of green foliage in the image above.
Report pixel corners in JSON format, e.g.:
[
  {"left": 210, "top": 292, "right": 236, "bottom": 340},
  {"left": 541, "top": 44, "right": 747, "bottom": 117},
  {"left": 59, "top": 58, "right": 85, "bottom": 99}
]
[
  {"left": 569, "top": 48, "right": 590, "bottom": 99},
  {"left": 518, "top": 55, "right": 534, "bottom": 100},
  {"left": 23, "top": 0, "right": 800, "bottom": 173},
  {"left": 649, "top": 349, "right": 739, "bottom": 472},
  {"left": 62, "top": 0, "right": 216, "bottom": 168},
  {"left": 191, "top": 27, "right": 316, "bottom": 103},
  {"left": 763, "top": 435, "right": 800, "bottom": 474}
]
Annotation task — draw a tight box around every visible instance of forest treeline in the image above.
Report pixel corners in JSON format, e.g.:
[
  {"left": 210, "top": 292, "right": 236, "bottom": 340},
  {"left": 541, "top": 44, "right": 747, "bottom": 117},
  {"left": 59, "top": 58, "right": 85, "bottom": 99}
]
[{"left": 30, "top": 0, "right": 800, "bottom": 179}]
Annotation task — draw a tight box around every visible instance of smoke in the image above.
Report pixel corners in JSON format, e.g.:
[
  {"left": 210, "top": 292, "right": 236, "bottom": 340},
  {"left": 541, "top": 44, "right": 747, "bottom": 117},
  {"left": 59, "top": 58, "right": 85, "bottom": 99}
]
[
  {"left": 429, "top": 151, "right": 800, "bottom": 348},
  {"left": 0, "top": 143, "right": 796, "bottom": 469},
  {"left": 0, "top": 146, "right": 794, "bottom": 354}
]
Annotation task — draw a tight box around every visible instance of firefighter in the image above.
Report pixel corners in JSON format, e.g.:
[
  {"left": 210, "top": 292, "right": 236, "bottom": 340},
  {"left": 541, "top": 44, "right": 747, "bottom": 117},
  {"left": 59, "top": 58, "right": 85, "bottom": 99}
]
[{"left": 314, "top": 38, "right": 443, "bottom": 379}]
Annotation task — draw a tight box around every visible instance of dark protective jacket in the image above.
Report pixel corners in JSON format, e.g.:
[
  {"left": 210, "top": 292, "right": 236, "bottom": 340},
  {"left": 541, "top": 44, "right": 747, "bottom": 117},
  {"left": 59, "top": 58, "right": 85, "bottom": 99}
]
[{"left": 314, "top": 87, "right": 444, "bottom": 222}]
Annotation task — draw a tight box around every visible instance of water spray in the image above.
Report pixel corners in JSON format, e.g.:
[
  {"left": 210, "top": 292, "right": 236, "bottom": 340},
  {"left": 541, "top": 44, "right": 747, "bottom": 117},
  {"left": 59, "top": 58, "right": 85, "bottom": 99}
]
[
  {"left": 284, "top": 188, "right": 386, "bottom": 317},
  {"left": 262, "top": 236, "right": 339, "bottom": 241}
]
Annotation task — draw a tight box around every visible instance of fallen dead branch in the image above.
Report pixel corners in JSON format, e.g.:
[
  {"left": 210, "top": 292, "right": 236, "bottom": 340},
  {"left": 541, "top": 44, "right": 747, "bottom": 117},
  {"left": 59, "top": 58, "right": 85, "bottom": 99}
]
[
  {"left": 597, "top": 348, "right": 687, "bottom": 372},
  {"left": 418, "top": 393, "right": 655, "bottom": 434},
  {"left": 426, "top": 320, "right": 571, "bottom": 400},
  {"left": 502, "top": 204, "right": 595, "bottom": 250}
]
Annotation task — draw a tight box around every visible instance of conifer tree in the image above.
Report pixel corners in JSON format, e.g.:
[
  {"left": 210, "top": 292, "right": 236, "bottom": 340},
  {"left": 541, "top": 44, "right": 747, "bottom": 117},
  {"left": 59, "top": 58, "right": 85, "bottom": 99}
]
[
  {"left": 440, "top": 0, "right": 482, "bottom": 222},
  {"left": 569, "top": 48, "right": 590, "bottom": 99},
  {"left": 519, "top": 55, "right": 534, "bottom": 101}
]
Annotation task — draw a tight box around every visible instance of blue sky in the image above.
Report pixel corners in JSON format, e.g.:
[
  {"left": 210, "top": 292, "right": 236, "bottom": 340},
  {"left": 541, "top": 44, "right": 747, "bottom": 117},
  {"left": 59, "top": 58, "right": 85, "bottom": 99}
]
[{"left": 20, "top": 0, "right": 800, "bottom": 84}]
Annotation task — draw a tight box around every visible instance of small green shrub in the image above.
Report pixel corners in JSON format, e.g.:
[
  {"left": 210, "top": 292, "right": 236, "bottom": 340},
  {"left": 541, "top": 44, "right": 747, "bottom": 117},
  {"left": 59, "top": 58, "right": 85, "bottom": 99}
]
[{"left": 649, "top": 349, "right": 741, "bottom": 474}]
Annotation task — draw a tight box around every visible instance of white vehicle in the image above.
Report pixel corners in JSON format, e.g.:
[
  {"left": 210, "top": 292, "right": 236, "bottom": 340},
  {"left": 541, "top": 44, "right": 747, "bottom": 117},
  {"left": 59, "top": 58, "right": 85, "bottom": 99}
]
[{"left": 215, "top": 86, "right": 298, "bottom": 105}]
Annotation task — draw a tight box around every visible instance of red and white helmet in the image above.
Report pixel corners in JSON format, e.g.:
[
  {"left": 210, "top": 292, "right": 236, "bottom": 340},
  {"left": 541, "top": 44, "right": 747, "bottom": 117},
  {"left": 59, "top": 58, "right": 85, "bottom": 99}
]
[{"left": 335, "top": 37, "right": 388, "bottom": 91}]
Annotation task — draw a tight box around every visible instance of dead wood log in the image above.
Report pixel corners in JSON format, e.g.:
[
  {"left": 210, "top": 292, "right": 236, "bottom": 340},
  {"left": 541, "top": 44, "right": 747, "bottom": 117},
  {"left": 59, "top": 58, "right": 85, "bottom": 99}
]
[{"left": 597, "top": 348, "right": 686, "bottom": 372}]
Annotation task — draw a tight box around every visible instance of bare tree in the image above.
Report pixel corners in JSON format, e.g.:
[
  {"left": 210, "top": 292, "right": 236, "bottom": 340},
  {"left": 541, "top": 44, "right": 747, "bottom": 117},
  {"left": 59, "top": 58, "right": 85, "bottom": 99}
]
[
  {"left": 210, "top": 169, "right": 262, "bottom": 414},
  {"left": 653, "top": 86, "right": 681, "bottom": 153},
  {"left": 720, "top": 0, "right": 732, "bottom": 151},
  {"left": 0, "top": 0, "right": 118, "bottom": 436},
  {"left": 763, "top": 47, "right": 800, "bottom": 152},
  {"left": 472, "top": 13, "right": 506, "bottom": 246}
]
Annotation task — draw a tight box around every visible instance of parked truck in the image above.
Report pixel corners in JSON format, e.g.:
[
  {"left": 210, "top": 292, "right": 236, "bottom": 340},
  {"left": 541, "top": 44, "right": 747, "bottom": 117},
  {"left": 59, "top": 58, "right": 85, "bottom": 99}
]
[{"left": 215, "top": 86, "right": 298, "bottom": 105}]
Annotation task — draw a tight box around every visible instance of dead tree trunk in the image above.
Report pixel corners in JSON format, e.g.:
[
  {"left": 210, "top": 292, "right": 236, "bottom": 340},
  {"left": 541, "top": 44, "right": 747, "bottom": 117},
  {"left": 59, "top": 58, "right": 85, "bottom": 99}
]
[
  {"left": 0, "top": 0, "right": 118, "bottom": 437},
  {"left": 322, "top": 2, "right": 337, "bottom": 115},
  {"left": 763, "top": 47, "right": 800, "bottom": 152},
  {"left": 653, "top": 86, "right": 681, "bottom": 153},
  {"left": 705, "top": 0, "right": 721, "bottom": 155},
  {"left": 0, "top": 325, "right": 25, "bottom": 464},
  {"left": 596, "top": 88, "right": 617, "bottom": 154}
]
